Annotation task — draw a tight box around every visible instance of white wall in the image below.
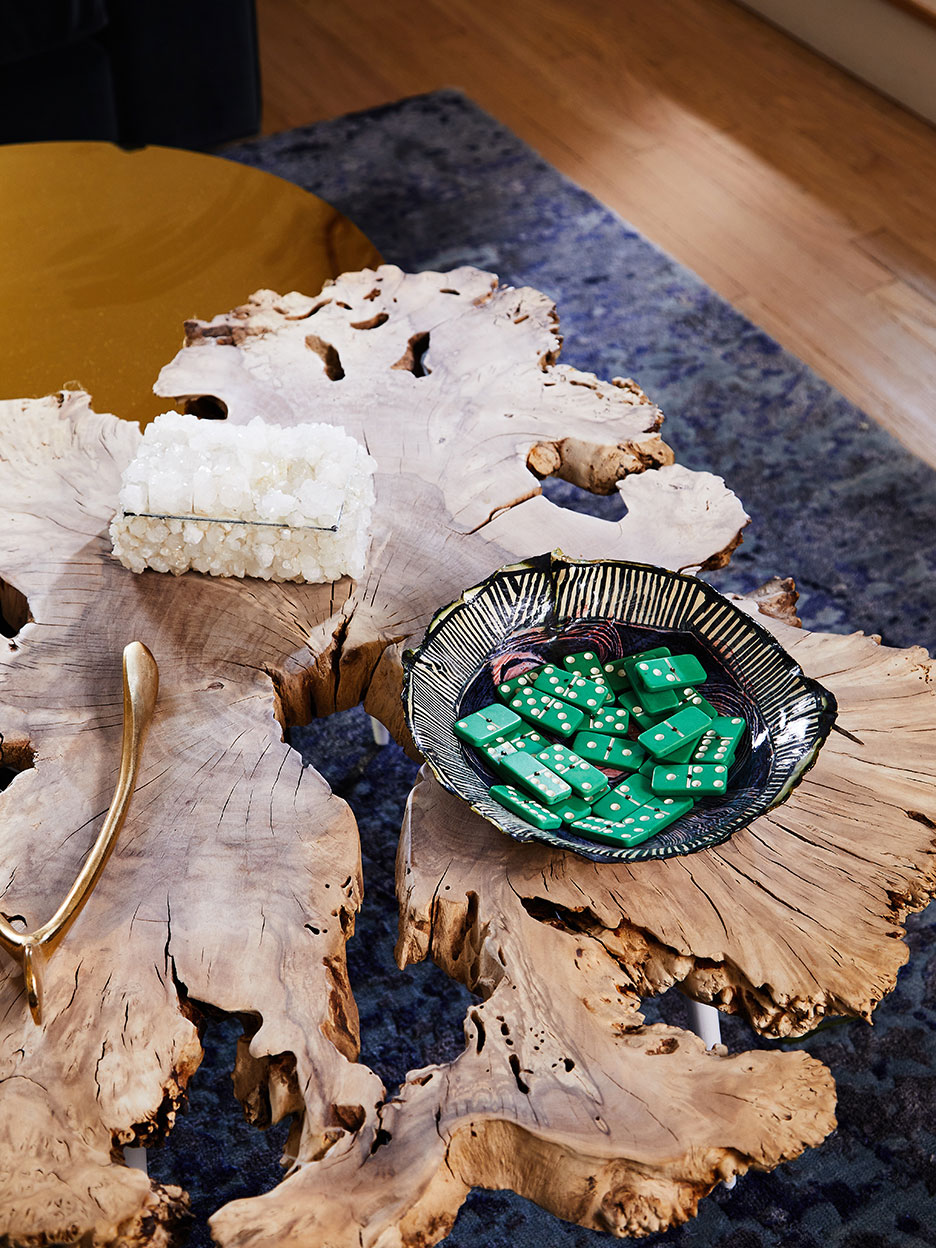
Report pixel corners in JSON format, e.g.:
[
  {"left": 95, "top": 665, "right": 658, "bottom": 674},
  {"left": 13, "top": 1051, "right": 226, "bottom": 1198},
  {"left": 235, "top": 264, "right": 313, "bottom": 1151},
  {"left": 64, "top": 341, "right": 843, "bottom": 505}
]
[{"left": 736, "top": 0, "right": 936, "bottom": 126}]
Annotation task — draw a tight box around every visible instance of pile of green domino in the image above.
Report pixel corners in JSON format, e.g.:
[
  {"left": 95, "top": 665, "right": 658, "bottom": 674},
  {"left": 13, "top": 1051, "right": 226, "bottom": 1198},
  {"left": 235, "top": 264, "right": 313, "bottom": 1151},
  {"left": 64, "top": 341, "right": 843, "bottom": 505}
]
[{"left": 453, "top": 646, "right": 746, "bottom": 848}]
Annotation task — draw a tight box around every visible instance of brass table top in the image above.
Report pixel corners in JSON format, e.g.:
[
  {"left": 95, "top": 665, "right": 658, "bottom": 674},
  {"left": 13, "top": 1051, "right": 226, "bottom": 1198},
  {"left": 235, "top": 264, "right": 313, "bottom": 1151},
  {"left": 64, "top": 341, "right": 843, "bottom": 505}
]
[{"left": 0, "top": 142, "right": 380, "bottom": 426}]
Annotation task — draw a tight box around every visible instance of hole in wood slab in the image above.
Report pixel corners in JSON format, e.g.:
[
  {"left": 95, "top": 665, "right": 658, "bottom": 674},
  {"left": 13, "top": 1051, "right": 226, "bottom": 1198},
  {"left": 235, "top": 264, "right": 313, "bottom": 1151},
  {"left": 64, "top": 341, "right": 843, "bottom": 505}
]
[
  {"left": 183, "top": 395, "right": 229, "bottom": 420},
  {"left": 647, "top": 1037, "right": 679, "bottom": 1055},
  {"left": 0, "top": 575, "right": 31, "bottom": 641},
  {"left": 0, "top": 765, "right": 27, "bottom": 793},
  {"left": 147, "top": 1014, "right": 290, "bottom": 1194},
  {"left": 508, "top": 1054, "right": 529, "bottom": 1094},
  {"left": 287, "top": 707, "right": 477, "bottom": 1094},
  {"left": 439, "top": 288, "right": 460, "bottom": 295},
  {"left": 362, "top": 288, "right": 381, "bottom": 302},
  {"left": 369, "top": 1127, "right": 393, "bottom": 1154},
  {"left": 471, "top": 1009, "right": 486, "bottom": 1053},
  {"left": 305, "top": 335, "right": 346, "bottom": 381},
  {"left": 0, "top": 736, "right": 35, "bottom": 791},
  {"left": 286, "top": 298, "right": 332, "bottom": 320},
  {"left": 540, "top": 475, "right": 627, "bottom": 522},
  {"left": 519, "top": 896, "right": 600, "bottom": 932},
  {"left": 391, "top": 331, "right": 431, "bottom": 377},
  {"left": 349, "top": 312, "right": 389, "bottom": 331},
  {"left": 331, "top": 1103, "right": 366, "bottom": 1132}
]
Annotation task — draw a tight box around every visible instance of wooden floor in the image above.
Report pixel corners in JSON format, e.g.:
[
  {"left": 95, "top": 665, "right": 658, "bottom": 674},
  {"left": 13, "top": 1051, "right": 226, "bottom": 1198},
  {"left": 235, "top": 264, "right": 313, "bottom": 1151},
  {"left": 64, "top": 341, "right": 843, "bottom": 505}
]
[{"left": 257, "top": 0, "right": 936, "bottom": 465}]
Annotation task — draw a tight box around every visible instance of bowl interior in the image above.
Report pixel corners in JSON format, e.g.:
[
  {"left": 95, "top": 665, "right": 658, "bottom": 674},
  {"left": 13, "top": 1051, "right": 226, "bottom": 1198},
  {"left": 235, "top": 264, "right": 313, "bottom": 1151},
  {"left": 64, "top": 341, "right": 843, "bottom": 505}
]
[{"left": 403, "top": 555, "right": 836, "bottom": 862}]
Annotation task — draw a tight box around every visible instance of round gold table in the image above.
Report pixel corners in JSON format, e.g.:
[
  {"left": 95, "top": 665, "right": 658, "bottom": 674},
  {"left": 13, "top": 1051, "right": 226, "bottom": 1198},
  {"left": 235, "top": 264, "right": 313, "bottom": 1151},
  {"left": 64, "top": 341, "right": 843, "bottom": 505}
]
[{"left": 0, "top": 142, "right": 380, "bottom": 425}]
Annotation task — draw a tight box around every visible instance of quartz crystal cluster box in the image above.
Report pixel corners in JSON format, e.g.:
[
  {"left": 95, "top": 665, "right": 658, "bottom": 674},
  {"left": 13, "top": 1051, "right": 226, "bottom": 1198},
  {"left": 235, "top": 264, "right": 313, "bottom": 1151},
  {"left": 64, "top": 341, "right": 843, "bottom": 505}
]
[
  {"left": 109, "top": 412, "right": 376, "bottom": 582},
  {"left": 403, "top": 553, "right": 838, "bottom": 862}
]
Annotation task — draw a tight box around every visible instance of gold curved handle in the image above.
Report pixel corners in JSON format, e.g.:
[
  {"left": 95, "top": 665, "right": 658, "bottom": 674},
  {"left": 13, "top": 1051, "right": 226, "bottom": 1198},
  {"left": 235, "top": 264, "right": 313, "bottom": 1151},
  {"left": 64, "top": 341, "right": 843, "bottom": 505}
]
[{"left": 0, "top": 642, "right": 159, "bottom": 1024}]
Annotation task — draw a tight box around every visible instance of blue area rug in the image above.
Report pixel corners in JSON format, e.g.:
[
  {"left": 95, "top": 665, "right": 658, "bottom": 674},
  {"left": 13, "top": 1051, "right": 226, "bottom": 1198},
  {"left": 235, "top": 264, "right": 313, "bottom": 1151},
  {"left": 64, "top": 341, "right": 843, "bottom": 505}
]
[{"left": 146, "top": 91, "right": 936, "bottom": 1248}]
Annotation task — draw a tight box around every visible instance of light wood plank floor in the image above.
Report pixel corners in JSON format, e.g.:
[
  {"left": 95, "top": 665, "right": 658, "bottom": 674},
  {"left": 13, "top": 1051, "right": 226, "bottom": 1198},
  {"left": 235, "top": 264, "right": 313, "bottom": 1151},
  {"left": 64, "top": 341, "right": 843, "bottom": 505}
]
[{"left": 258, "top": 0, "right": 936, "bottom": 465}]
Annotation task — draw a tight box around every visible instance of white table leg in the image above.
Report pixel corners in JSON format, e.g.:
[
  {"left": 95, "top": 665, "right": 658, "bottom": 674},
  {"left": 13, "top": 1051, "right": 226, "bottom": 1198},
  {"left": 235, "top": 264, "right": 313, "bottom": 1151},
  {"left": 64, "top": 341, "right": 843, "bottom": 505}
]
[
  {"left": 687, "top": 998, "right": 722, "bottom": 1050},
  {"left": 124, "top": 1146, "right": 148, "bottom": 1174},
  {"left": 686, "top": 999, "right": 737, "bottom": 1189},
  {"left": 370, "top": 716, "right": 390, "bottom": 745}
]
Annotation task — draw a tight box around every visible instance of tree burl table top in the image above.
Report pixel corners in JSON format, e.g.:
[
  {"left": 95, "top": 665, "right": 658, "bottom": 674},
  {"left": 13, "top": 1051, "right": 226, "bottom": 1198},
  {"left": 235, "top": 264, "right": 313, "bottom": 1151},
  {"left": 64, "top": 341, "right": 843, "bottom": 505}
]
[{"left": 2, "top": 265, "right": 935, "bottom": 1247}]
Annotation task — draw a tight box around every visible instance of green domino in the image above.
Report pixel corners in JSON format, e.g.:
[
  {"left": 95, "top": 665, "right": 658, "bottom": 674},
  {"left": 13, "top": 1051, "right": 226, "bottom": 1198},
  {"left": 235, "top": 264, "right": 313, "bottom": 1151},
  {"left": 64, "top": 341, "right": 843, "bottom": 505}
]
[
  {"left": 588, "top": 705, "right": 630, "bottom": 735},
  {"left": 561, "top": 672, "right": 613, "bottom": 708},
  {"left": 496, "top": 667, "right": 545, "bottom": 701},
  {"left": 573, "top": 811, "right": 666, "bottom": 847},
  {"left": 600, "top": 658, "right": 634, "bottom": 693},
  {"left": 499, "top": 750, "right": 573, "bottom": 805},
  {"left": 633, "top": 653, "right": 708, "bottom": 693},
  {"left": 651, "top": 764, "right": 729, "bottom": 796},
  {"left": 638, "top": 705, "right": 712, "bottom": 758},
  {"left": 454, "top": 702, "right": 524, "bottom": 747},
  {"left": 619, "top": 700, "right": 668, "bottom": 732},
  {"left": 675, "top": 686, "right": 718, "bottom": 719},
  {"left": 637, "top": 754, "right": 656, "bottom": 777},
  {"left": 489, "top": 784, "right": 563, "bottom": 830},
  {"left": 507, "top": 687, "right": 585, "bottom": 737},
  {"left": 562, "top": 651, "right": 606, "bottom": 681},
  {"left": 620, "top": 685, "right": 681, "bottom": 728},
  {"left": 573, "top": 731, "right": 648, "bottom": 770},
  {"left": 600, "top": 647, "right": 671, "bottom": 696},
  {"left": 554, "top": 794, "right": 596, "bottom": 825},
  {"left": 639, "top": 684, "right": 682, "bottom": 713},
  {"left": 621, "top": 647, "right": 672, "bottom": 687},
  {"left": 511, "top": 731, "right": 549, "bottom": 754},
  {"left": 592, "top": 773, "right": 655, "bottom": 819},
  {"left": 691, "top": 716, "right": 745, "bottom": 764},
  {"left": 536, "top": 743, "right": 609, "bottom": 799},
  {"left": 482, "top": 731, "right": 549, "bottom": 775},
  {"left": 569, "top": 815, "right": 642, "bottom": 846},
  {"left": 482, "top": 738, "right": 521, "bottom": 775},
  {"left": 572, "top": 731, "right": 647, "bottom": 770},
  {"left": 611, "top": 795, "right": 694, "bottom": 842},
  {"left": 534, "top": 666, "right": 610, "bottom": 711},
  {"left": 666, "top": 738, "right": 700, "bottom": 764},
  {"left": 636, "top": 793, "right": 696, "bottom": 829}
]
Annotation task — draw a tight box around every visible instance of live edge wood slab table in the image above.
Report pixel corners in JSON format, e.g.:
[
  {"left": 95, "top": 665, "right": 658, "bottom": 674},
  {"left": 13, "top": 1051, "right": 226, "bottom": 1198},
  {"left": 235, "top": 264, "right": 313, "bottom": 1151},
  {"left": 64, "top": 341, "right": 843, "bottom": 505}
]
[{"left": 2, "top": 265, "right": 936, "bottom": 1248}]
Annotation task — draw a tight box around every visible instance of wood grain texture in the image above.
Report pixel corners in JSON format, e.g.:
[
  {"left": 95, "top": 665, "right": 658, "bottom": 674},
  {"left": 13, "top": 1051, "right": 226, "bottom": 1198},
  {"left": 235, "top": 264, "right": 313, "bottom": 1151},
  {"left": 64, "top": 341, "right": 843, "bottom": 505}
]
[{"left": 256, "top": 0, "right": 936, "bottom": 465}]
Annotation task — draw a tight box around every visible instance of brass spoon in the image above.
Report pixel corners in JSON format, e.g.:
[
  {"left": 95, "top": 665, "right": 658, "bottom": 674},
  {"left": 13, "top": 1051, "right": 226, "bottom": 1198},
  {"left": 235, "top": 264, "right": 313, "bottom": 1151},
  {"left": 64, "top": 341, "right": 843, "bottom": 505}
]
[{"left": 0, "top": 641, "right": 159, "bottom": 1024}]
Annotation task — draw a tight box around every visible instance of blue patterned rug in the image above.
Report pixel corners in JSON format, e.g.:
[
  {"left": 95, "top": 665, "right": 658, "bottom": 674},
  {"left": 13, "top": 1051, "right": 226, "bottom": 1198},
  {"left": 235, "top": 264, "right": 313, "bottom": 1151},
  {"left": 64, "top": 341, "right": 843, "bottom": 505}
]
[{"left": 146, "top": 91, "right": 936, "bottom": 1248}]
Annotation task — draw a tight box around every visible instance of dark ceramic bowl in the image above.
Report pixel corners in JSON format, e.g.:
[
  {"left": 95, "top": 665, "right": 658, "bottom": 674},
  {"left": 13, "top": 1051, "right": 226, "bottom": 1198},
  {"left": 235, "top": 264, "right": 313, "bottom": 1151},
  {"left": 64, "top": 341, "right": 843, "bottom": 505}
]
[{"left": 402, "top": 553, "right": 837, "bottom": 862}]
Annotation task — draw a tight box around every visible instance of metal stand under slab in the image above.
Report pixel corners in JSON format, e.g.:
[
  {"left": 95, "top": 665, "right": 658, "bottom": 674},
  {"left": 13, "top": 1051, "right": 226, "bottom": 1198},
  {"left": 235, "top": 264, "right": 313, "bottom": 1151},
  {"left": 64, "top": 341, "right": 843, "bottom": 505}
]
[
  {"left": 125, "top": 1146, "right": 147, "bottom": 1174},
  {"left": 686, "top": 999, "right": 737, "bottom": 1190},
  {"left": 687, "top": 997, "right": 723, "bottom": 1050}
]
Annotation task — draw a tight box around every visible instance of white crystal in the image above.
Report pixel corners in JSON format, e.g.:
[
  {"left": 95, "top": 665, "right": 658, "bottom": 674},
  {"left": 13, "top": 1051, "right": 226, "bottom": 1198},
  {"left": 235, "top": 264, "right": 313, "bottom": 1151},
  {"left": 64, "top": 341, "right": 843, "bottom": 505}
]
[{"left": 110, "top": 412, "right": 377, "bottom": 582}]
